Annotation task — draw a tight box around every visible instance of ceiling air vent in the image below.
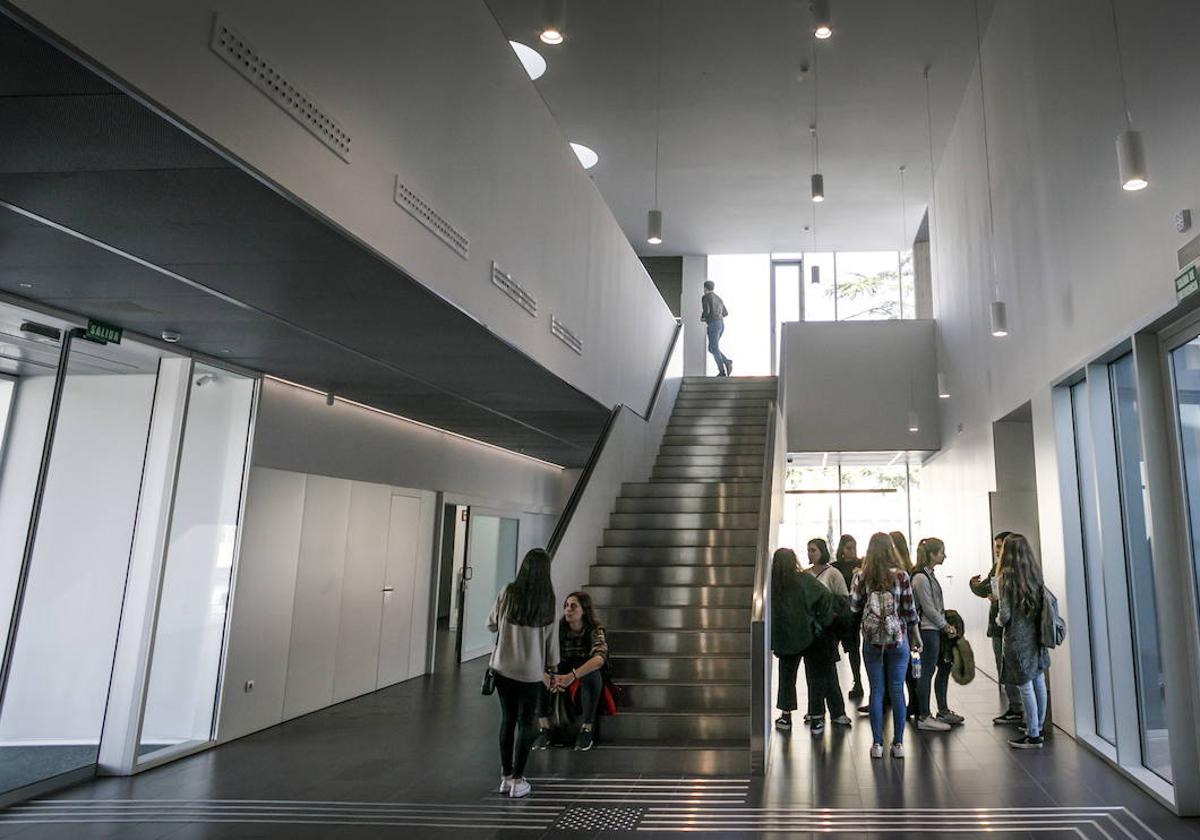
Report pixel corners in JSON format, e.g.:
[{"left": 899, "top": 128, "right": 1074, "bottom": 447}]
[
  {"left": 394, "top": 177, "right": 470, "bottom": 259},
  {"left": 211, "top": 15, "right": 351, "bottom": 162},
  {"left": 491, "top": 262, "right": 537, "bottom": 316},
  {"left": 551, "top": 315, "right": 582, "bottom": 355}
]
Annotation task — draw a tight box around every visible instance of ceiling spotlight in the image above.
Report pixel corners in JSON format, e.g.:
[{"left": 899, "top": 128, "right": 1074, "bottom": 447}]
[
  {"left": 569, "top": 142, "right": 599, "bottom": 169},
  {"left": 540, "top": 0, "right": 565, "bottom": 45},
  {"left": 989, "top": 300, "right": 1009, "bottom": 338},
  {"left": 647, "top": 209, "right": 663, "bottom": 245},
  {"left": 509, "top": 41, "right": 546, "bottom": 80},
  {"left": 161, "top": 329, "right": 181, "bottom": 343},
  {"left": 811, "top": 172, "right": 825, "bottom": 203},
  {"left": 813, "top": 0, "right": 832, "bottom": 39},
  {"left": 1116, "top": 129, "right": 1148, "bottom": 191},
  {"left": 937, "top": 372, "right": 951, "bottom": 399}
]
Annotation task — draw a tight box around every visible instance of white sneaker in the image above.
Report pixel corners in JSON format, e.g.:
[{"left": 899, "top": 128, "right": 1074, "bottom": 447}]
[
  {"left": 498, "top": 775, "right": 512, "bottom": 794},
  {"left": 891, "top": 743, "right": 905, "bottom": 759},
  {"left": 509, "top": 777, "right": 532, "bottom": 799},
  {"left": 917, "top": 716, "right": 952, "bottom": 731},
  {"left": 870, "top": 743, "right": 884, "bottom": 759}
]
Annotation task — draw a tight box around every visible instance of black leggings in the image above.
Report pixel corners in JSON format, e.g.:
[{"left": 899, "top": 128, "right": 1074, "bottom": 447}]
[
  {"left": 538, "top": 663, "right": 604, "bottom": 725},
  {"left": 842, "top": 615, "right": 862, "bottom": 688},
  {"left": 495, "top": 672, "right": 541, "bottom": 778}
]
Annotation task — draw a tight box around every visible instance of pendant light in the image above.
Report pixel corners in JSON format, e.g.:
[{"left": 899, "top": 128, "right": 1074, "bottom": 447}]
[
  {"left": 898, "top": 163, "right": 908, "bottom": 270},
  {"left": 540, "top": 0, "right": 565, "bottom": 45},
  {"left": 812, "top": 0, "right": 832, "bottom": 40},
  {"left": 925, "top": 65, "right": 951, "bottom": 399},
  {"left": 1109, "top": 0, "right": 1147, "bottom": 191},
  {"left": 810, "top": 48, "right": 824, "bottom": 203},
  {"left": 646, "top": 0, "right": 664, "bottom": 245},
  {"left": 810, "top": 203, "right": 821, "bottom": 284},
  {"left": 907, "top": 331, "right": 919, "bottom": 433},
  {"left": 973, "top": 0, "right": 1006, "bottom": 339}
]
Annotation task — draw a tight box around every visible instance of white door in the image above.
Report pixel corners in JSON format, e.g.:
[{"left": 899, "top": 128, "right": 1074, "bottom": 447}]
[{"left": 376, "top": 492, "right": 424, "bottom": 687}]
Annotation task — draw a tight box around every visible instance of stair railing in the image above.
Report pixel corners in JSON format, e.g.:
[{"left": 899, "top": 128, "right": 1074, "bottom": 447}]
[
  {"left": 547, "top": 320, "right": 682, "bottom": 558},
  {"left": 750, "top": 397, "right": 784, "bottom": 774}
]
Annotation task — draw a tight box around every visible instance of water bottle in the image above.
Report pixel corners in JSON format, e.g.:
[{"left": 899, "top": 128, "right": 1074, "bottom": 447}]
[{"left": 911, "top": 651, "right": 922, "bottom": 680}]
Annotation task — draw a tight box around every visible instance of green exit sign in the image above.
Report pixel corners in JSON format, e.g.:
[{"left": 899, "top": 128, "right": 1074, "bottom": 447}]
[
  {"left": 1176, "top": 265, "right": 1199, "bottom": 302},
  {"left": 85, "top": 320, "right": 122, "bottom": 345}
]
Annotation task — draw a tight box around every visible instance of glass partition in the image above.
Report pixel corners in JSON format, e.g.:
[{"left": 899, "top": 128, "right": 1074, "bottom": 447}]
[
  {"left": 1170, "top": 338, "right": 1200, "bottom": 668},
  {"left": 460, "top": 512, "right": 519, "bottom": 662},
  {"left": 138, "top": 363, "right": 256, "bottom": 763},
  {"left": 1109, "top": 354, "right": 1171, "bottom": 781}
]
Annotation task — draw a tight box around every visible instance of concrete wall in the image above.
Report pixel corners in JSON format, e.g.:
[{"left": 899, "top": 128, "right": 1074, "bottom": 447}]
[
  {"left": 923, "top": 0, "right": 1200, "bottom": 741},
  {"left": 782, "top": 319, "right": 940, "bottom": 453},
  {"left": 10, "top": 0, "right": 676, "bottom": 416},
  {"left": 682, "top": 256, "right": 709, "bottom": 377}
]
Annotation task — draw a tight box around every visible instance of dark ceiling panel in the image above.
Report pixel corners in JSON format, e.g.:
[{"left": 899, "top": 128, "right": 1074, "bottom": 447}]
[{"left": 0, "top": 12, "right": 611, "bottom": 466}]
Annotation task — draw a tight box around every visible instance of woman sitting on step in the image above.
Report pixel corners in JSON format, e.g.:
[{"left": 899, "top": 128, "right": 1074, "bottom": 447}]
[{"left": 532, "top": 591, "right": 610, "bottom": 752}]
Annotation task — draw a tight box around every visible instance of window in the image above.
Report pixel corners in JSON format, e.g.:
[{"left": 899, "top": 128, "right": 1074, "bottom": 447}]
[
  {"left": 835, "top": 251, "right": 903, "bottom": 321},
  {"left": 783, "top": 462, "right": 920, "bottom": 553},
  {"left": 1170, "top": 337, "right": 1200, "bottom": 654}
]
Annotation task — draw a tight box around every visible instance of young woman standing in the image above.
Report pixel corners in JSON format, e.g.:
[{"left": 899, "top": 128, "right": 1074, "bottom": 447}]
[
  {"left": 831, "top": 534, "right": 864, "bottom": 699},
  {"left": 487, "top": 548, "right": 558, "bottom": 798},
  {"left": 970, "top": 531, "right": 1024, "bottom": 724},
  {"left": 910, "top": 538, "right": 963, "bottom": 731},
  {"left": 850, "top": 532, "right": 921, "bottom": 758},
  {"left": 771, "top": 547, "right": 840, "bottom": 734},
  {"left": 805, "top": 539, "right": 851, "bottom": 729},
  {"left": 996, "top": 534, "right": 1052, "bottom": 748}
]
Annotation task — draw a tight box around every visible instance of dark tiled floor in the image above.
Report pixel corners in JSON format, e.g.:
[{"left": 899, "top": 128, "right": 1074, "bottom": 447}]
[{"left": 0, "top": 657, "right": 1197, "bottom": 838}]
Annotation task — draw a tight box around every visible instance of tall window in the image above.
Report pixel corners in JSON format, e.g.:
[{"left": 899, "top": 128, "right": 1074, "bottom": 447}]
[{"left": 782, "top": 462, "right": 921, "bottom": 554}]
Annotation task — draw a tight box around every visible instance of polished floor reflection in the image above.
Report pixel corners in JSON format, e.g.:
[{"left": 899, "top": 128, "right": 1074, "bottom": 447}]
[{"left": 0, "top": 658, "right": 1196, "bottom": 838}]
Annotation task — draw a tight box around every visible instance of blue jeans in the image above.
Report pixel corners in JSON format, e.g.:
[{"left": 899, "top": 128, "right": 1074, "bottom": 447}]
[
  {"left": 863, "top": 638, "right": 910, "bottom": 745},
  {"left": 1017, "top": 670, "right": 1048, "bottom": 737},
  {"left": 706, "top": 319, "right": 729, "bottom": 372}
]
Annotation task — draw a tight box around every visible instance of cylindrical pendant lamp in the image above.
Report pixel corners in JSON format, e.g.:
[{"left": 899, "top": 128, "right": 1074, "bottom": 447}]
[
  {"left": 811, "top": 173, "right": 825, "bottom": 203},
  {"left": 646, "top": 209, "right": 663, "bottom": 245},
  {"left": 1116, "top": 129, "right": 1148, "bottom": 191},
  {"left": 990, "top": 300, "right": 1009, "bottom": 338}
]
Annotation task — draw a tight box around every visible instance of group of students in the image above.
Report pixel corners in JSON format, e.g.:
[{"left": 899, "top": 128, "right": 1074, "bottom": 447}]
[
  {"left": 772, "top": 528, "right": 1059, "bottom": 757},
  {"left": 484, "top": 548, "right": 610, "bottom": 799}
]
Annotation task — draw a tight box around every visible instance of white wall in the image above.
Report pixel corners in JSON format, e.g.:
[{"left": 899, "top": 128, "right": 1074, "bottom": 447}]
[
  {"left": 0, "top": 374, "right": 157, "bottom": 743},
  {"left": 682, "top": 256, "right": 709, "bottom": 377},
  {"left": 923, "top": 0, "right": 1200, "bottom": 741},
  {"left": 11, "top": 0, "right": 677, "bottom": 415},
  {"left": 782, "top": 320, "right": 940, "bottom": 453}
]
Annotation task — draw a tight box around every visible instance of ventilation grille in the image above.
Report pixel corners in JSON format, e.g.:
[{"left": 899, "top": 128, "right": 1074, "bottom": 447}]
[
  {"left": 211, "top": 15, "right": 351, "bottom": 161},
  {"left": 491, "top": 263, "right": 537, "bottom": 316},
  {"left": 551, "top": 315, "right": 583, "bottom": 355},
  {"left": 394, "top": 177, "right": 470, "bottom": 259}
]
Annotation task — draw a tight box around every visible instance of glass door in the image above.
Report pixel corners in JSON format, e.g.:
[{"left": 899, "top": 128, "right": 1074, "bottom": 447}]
[
  {"left": 458, "top": 509, "right": 519, "bottom": 662},
  {"left": 0, "top": 325, "right": 174, "bottom": 796},
  {"left": 770, "top": 260, "right": 802, "bottom": 376}
]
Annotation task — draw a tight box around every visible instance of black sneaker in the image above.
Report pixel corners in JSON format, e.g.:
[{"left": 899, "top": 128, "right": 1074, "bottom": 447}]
[
  {"left": 848, "top": 684, "right": 864, "bottom": 700},
  {"left": 993, "top": 709, "right": 1024, "bottom": 725},
  {"left": 810, "top": 717, "right": 825, "bottom": 735},
  {"left": 725, "top": 359, "right": 733, "bottom": 375},
  {"left": 774, "top": 714, "right": 792, "bottom": 730},
  {"left": 575, "top": 728, "right": 594, "bottom": 752},
  {"left": 856, "top": 704, "right": 871, "bottom": 717},
  {"left": 531, "top": 728, "right": 552, "bottom": 750},
  {"left": 1008, "top": 734, "right": 1044, "bottom": 749}
]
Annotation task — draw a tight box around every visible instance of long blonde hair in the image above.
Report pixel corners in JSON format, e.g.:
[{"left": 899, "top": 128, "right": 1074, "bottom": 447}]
[
  {"left": 913, "top": 537, "right": 945, "bottom": 574},
  {"left": 889, "top": 531, "right": 912, "bottom": 572},
  {"left": 862, "top": 532, "right": 902, "bottom": 593}
]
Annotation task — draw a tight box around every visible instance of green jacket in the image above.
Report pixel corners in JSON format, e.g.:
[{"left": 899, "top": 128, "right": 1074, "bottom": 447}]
[{"left": 771, "top": 569, "right": 835, "bottom": 655}]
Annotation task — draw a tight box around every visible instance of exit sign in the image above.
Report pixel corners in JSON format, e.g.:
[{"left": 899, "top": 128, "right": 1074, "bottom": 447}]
[
  {"left": 1176, "top": 265, "right": 1199, "bottom": 302},
  {"left": 85, "top": 320, "right": 122, "bottom": 345}
]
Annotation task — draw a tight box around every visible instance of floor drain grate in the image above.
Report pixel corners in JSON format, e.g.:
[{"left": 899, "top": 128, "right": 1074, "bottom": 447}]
[{"left": 553, "top": 806, "right": 643, "bottom": 831}]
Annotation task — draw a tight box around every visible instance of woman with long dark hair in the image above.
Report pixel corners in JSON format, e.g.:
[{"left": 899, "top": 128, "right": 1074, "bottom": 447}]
[
  {"left": 532, "top": 591, "right": 610, "bottom": 752},
  {"left": 996, "top": 534, "right": 1051, "bottom": 748},
  {"left": 850, "top": 532, "right": 921, "bottom": 759},
  {"left": 831, "top": 534, "right": 864, "bottom": 699},
  {"left": 487, "top": 548, "right": 558, "bottom": 798},
  {"left": 970, "top": 531, "right": 1024, "bottom": 724},
  {"left": 771, "top": 547, "right": 842, "bottom": 734}
]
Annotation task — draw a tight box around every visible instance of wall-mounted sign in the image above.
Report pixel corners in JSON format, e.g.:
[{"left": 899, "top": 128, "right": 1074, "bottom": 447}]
[{"left": 85, "top": 320, "right": 123, "bottom": 345}]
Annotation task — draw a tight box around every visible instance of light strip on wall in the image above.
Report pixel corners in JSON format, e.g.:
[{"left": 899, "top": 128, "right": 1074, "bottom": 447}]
[{"left": 264, "top": 375, "right": 565, "bottom": 470}]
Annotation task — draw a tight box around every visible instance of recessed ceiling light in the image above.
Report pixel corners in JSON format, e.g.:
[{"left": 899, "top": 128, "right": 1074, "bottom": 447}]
[
  {"left": 569, "top": 142, "right": 599, "bottom": 169},
  {"left": 509, "top": 41, "right": 546, "bottom": 81},
  {"left": 18, "top": 282, "right": 32, "bottom": 289}
]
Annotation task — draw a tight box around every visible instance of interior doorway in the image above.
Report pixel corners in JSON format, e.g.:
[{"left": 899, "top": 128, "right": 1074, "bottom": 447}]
[{"left": 432, "top": 504, "right": 467, "bottom": 672}]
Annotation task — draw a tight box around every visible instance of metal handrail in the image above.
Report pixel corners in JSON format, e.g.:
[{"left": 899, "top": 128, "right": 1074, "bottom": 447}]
[
  {"left": 547, "top": 320, "right": 682, "bottom": 558},
  {"left": 749, "top": 398, "right": 780, "bottom": 774}
]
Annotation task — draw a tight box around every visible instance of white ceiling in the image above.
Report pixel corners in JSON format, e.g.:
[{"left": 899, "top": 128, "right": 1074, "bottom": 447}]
[{"left": 489, "top": 0, "right": 995, "bottom": 256}]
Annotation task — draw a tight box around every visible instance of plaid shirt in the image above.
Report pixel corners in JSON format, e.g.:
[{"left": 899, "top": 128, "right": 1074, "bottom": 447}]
[
  {"left": 559, "top": 622, "right": 608, "bottom": 667},
  {"left": 849, "top": 568, "right": 920, "bottom": 627}
]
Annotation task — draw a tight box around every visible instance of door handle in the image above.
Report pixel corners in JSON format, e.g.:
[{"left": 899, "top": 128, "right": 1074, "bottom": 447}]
[{"left": 463, "top": 567, "right": 474, "bottom": 581}]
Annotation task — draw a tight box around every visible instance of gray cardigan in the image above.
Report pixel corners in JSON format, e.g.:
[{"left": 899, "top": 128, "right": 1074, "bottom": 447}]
[
  {"left": 911, "top": 568, "right": 948, "bottom": 631},
  {"left": 487, "top": 586, "right": 559, "bottom": 683}
]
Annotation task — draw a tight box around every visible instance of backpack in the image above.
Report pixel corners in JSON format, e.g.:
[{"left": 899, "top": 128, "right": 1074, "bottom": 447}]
[
  {"left": 862, "top": 589, "right": 904, "bottom": 647},
  {"left": 1039, "top": 586, "right": 1067, "bottom": 649}
]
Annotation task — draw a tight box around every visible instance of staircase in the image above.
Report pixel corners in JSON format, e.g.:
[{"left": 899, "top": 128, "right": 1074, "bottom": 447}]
[{"left": 582, "top": 375, "right": 776, "bottom": 773}]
